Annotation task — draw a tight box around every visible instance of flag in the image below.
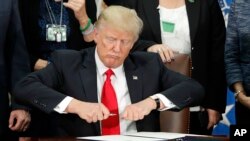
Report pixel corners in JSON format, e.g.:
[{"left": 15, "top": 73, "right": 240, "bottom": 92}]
[
  {"left": 218, "top": 0, "right": 233, "bottom": 26},
  {"left": 212, "top": 0, "right": 234, "bottom": 136}
]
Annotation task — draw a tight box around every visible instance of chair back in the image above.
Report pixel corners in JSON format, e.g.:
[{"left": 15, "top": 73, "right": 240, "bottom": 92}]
[{"left": 160, "top": 54, "right": 192, "bottom": 133}]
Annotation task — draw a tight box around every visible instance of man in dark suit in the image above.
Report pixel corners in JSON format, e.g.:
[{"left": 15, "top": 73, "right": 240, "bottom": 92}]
[
  {"left": 14, "top": 6, "right": 204, "bottom": 136},
  {"left": 0, "top": 0, "right": 31, "bottom": 140}
]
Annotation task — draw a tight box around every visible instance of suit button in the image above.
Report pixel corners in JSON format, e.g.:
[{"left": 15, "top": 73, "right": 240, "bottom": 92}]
[{"left": 191, "top": 47, "right": 194, "bottom": 50}]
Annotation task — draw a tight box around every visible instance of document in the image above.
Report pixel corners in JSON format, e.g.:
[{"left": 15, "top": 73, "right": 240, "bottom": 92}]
[
  {"left": 78, "top": 132, "right": 186, "bottom": 141},
  {"left": 79, "top": 135, "right": 163, "bottom": 141},
  {"left": 125, "top": 132, "right": 186, "bottom": 139}
]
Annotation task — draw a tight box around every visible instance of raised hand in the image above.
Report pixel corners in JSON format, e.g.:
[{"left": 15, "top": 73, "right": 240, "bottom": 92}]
[{"left": 63, "top": 0, "right": 89, "bottom": 27}]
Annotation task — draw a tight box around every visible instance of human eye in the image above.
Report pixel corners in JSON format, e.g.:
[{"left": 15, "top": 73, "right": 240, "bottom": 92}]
[
  {"left": 106, "top": 37, "right": 116, "bottom": 43},
  {"left": 121, "top": 39, "right": 132, "bottom": 47}
]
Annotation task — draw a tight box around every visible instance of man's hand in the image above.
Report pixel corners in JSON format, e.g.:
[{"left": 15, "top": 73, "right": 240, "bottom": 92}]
[
  {"left": 206, "top": 109, "right": 221, "bottom": 129},
  {"left": 122, "top": 98, "right": 156, "bottom": 121},
  {"left": 65, "top": 99, "right": 110, "bottom": 123},
  {"left": 147, "top": 44, "right": 175, "bottom": 63},
  {"left": 9, "top": 109, "right": 31, "bottom": 132}
]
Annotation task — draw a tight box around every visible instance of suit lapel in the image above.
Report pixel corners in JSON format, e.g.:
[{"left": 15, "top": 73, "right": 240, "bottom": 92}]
[
  {"left": 124, "top": 57, "right": 143, "bottom": 104},
  {"left": 186, "top": 0, "right": 200, "bottom": 44},
  {"left": 79, "top": 48, "right": 100, "bottom": 134},
  {"left": 142, "top": 0, "right": 162, "bottom": 43}
]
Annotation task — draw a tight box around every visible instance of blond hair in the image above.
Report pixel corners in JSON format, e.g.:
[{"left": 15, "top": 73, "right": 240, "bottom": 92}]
[{"left": 95, "top": 6, "right": 143, "bottom": 41}]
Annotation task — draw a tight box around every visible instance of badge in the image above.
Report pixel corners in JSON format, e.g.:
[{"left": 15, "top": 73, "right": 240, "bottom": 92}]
[
  {"left": 162, "top": 21, "right": 175, "bottom": 33},
  {"left": 46, "top": 24, "right": 67, "bottom": 42}
]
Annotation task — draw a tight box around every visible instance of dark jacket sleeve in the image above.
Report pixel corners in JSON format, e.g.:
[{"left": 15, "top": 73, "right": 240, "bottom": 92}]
[
  {"left": 201, "top": 0, "right": 226, "bottom": 113},
  {"left": 131, "top": 40, "right": 156, "bottom": 52},
  {"left": 156, "top": 55, "right": 205, "bottom": 110},
  {"left": 7, "top": 0, "right": 31, "bottom": 110},
  {"left": 13, "top": 51, "right": 75, "bottom": 113}
]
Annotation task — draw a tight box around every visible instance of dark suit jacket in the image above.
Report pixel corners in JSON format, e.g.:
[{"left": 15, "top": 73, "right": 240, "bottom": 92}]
[
  {"left": 14, "top": 47, "right": 204, "bottom": 136},
  {"left": 120, "top": 0, "right": 227, "bottom": 113},
  {"left": 0, "top": 0, "right": 30, "bottom": 138}
]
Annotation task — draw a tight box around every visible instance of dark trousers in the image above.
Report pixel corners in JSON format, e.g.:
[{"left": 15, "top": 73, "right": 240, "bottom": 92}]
[
  {"left": 189, "top": 111, "right": 213, "bottom": 135},
  {"left": 22, "top": 109, "right": 70, "bottom": 137},
  {"left": 235, "top": 101, "right": 250, "bottom": 124},
  {"left": 0, "top": 106, "right": 18, "bottom": 141},
  {"left": 0, "top": 128, "right": 19, "bottom": 141}
]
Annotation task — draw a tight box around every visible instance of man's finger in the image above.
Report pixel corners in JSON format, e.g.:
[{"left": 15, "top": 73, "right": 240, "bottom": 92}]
[
  {"left": 92, "top": 114, "right": 98, "bottom": 123},
  {"left": 22, "top": 118, "right": 31, "bottom": 131},
  {"left": 101, "top": 104, "right": 111, "bottom": 120},
  {"left": 10, "top": 119, "right": 22, "bottom": 131},
  {"left": 8, "top": 114, "right": 15, "bottom": 128}
]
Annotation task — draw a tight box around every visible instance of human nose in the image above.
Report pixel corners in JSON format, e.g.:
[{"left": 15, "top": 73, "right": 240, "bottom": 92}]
[{"left": 113, "top": 40, "right": 121, "bottom": 52}]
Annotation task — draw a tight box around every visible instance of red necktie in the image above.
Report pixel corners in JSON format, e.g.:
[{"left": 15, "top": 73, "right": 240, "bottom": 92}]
[{"left": 101, "top": 69, "right": 120, "bottom": 135}]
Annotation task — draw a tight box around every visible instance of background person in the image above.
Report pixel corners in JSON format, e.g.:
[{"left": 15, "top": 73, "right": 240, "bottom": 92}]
[
  {"left": 224, "top": 0, "right": 250, "bottom": 125},
  {"left": 0, "top": 0, "right": 31, "bottom": 140},
  {"left": 18, "top": 0, "right": 97, "bottom": 71}
]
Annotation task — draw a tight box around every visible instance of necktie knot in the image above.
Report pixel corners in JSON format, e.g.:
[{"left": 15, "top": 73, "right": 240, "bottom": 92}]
[{"left": 105, "top": 69, "right": 114, "bottom": 80}]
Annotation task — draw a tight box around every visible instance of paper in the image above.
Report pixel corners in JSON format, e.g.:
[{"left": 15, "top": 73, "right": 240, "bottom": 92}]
[
  {"left": 78, "top": 135, "right": 163, "bottom": 141},
  {"left": 78, "top": 132, "right": 186, "bottom": 141},
  {"left": 125, "top": 132, "right": 186, "bottom": 139}
]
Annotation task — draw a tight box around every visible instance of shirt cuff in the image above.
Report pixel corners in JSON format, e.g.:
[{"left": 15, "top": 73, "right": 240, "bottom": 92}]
[
  {"left": 54, "top": 96, "right": 73, "bottom": 114},
  {"left": 151, "top": 94, "right": 176, "bottom": 111}
]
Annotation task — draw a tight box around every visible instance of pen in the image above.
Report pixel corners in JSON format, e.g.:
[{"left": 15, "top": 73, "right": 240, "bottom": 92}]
[{"left": 109, "top": 113, "right": 117, "bottom": 116}]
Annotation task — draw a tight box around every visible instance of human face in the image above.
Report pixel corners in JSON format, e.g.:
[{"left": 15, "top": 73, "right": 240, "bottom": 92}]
[{"left": 94, "top": 25, "right": 135, "bottom": 68}]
